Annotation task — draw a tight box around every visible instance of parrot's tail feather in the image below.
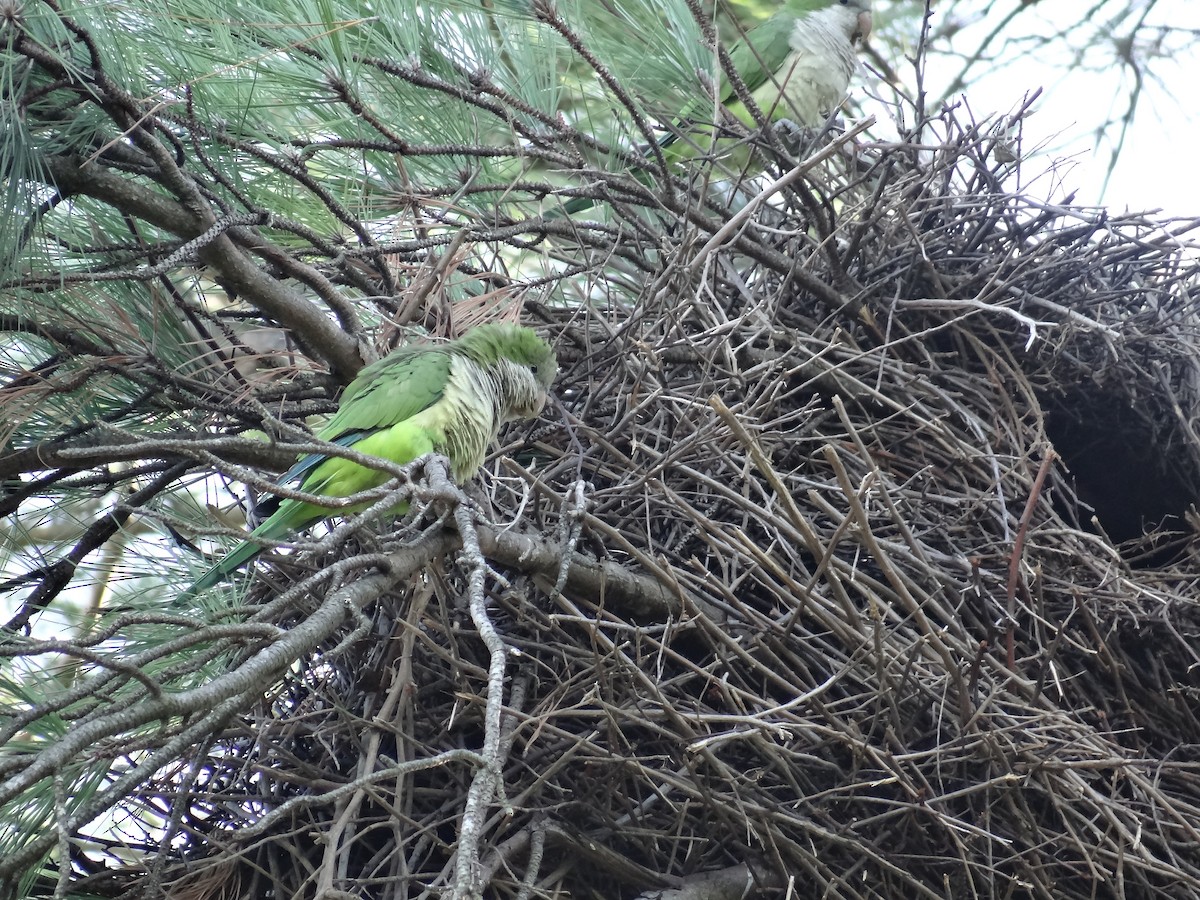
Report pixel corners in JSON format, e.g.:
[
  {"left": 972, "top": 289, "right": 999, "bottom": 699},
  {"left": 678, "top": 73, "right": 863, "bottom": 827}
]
[{"left": 172, "top": 539, "right": 264, "bottom": 607}]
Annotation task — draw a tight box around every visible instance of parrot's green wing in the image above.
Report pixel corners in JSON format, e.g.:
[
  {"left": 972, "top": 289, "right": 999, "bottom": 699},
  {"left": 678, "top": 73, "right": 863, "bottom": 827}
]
[
  {"left": 316, "top": 346, "right": 453, "bottom": 444},
  {"left": 658, "top": 16, "right": 790, "bottom": 148},
  {"left": 720, "top": 15, "right": 797, "bottom": 106},
  {"left": 272, "top": 347, "right": 453, "bottom": 490}
]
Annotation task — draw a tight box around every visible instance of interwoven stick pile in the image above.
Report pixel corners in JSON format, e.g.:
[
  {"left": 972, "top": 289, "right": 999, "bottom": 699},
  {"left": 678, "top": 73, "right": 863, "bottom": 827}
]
[{"left": 74, "top": 109, "right": 1200, "bottom": 900}]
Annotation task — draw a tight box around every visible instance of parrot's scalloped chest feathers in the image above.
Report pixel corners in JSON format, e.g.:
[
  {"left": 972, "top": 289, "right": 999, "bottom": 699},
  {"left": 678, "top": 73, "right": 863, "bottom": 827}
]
[
  {"left": 414, "top": 331, "right": 555, "bottom": 482},
  {"left": 424, "top": 358, "right": 506, "bottom": 482}
]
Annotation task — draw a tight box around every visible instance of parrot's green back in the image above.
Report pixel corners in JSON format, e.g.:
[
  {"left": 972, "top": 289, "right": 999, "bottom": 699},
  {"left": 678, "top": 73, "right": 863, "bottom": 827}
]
[{"left": 179, "top": 324, "right": 557, "bottom": 601}]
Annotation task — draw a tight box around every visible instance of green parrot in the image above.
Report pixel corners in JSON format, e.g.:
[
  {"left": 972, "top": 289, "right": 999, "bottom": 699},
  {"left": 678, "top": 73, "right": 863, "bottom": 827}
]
[
  {"left": 699, "top": 0, "right": 873, "bottom": 139},
  {"left": 558, "top": 0, "right": 872, "bottom": 215},
  {"left": 180, "top": 323, "right": 558, "bottom": 600}
]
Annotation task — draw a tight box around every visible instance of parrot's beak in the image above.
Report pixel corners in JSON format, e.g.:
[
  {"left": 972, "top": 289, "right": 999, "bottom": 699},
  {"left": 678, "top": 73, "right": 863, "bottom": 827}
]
[{"left": 854, "top": 11, "right": 872, "bottom": 45}]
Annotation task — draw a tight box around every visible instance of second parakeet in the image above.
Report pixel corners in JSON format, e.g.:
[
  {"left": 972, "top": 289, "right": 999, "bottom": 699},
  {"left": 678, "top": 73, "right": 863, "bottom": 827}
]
[
  {"left": 180, "top": 323, "right": 558, "bottom": 600},
  {"left": 558, "top": 0, "right": 872, "bottom": 215},
  {"left": 701, "top": 0, "right": 873, "bottom": 138}
]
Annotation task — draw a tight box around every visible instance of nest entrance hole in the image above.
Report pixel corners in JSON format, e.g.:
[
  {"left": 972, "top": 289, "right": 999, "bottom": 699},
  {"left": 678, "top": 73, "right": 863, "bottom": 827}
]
[{"left": 1044, "top": 383, "right": 1200, "bottom": 566}]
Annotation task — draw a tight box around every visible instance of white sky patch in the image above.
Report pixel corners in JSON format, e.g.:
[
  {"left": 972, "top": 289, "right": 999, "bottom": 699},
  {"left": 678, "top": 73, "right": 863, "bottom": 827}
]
[{"left": 919, "top": 0, "right": 1200, "bottom": 217}]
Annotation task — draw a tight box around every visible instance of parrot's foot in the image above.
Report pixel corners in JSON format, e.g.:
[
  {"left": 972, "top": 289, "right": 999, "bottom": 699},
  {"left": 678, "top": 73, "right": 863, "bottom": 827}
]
[
  {"left": 772, "top": 118, "right": 818, "bottom": 154},
  {"left": 772, "top": 117, "right": 847, "bottom": 155}
]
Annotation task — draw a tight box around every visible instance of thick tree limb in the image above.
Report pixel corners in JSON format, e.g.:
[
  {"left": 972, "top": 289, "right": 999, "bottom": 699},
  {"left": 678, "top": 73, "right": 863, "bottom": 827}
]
[{"left": 38, "top": 155, "right": 365, "bottom": 380}]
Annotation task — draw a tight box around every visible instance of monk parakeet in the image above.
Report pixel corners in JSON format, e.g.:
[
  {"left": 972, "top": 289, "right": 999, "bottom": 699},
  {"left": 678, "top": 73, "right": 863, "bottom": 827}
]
[
  {"left": 701, "top": 0, "right": 873, "bottom": 137},
  {"left": 181, "top": 323, "right": 557, "bottom": 599},
  {"left": 558, "top": 0, "right": 871, "bottom": 215}
]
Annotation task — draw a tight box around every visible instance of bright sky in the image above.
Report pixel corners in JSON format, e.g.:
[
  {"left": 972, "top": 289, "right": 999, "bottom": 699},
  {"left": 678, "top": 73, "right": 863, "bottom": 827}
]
[{"left": 918, "top": 0, "right": 1200, "bottom": 219}]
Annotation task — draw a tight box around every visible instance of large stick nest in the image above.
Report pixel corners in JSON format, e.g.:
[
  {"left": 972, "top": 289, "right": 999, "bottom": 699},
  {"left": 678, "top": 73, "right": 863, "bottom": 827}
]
[{"left": 117, "top": 108, "right": 1200, "bottom": 900}]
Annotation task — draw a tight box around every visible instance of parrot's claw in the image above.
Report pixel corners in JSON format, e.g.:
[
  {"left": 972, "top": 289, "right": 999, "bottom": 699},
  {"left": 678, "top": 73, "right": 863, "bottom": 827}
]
[
  {"left": 772, "top": 116, "right": 847, "bottom": 154},
  {"left": 772, "top": 118, "right": 813, "bottom": 152}
]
